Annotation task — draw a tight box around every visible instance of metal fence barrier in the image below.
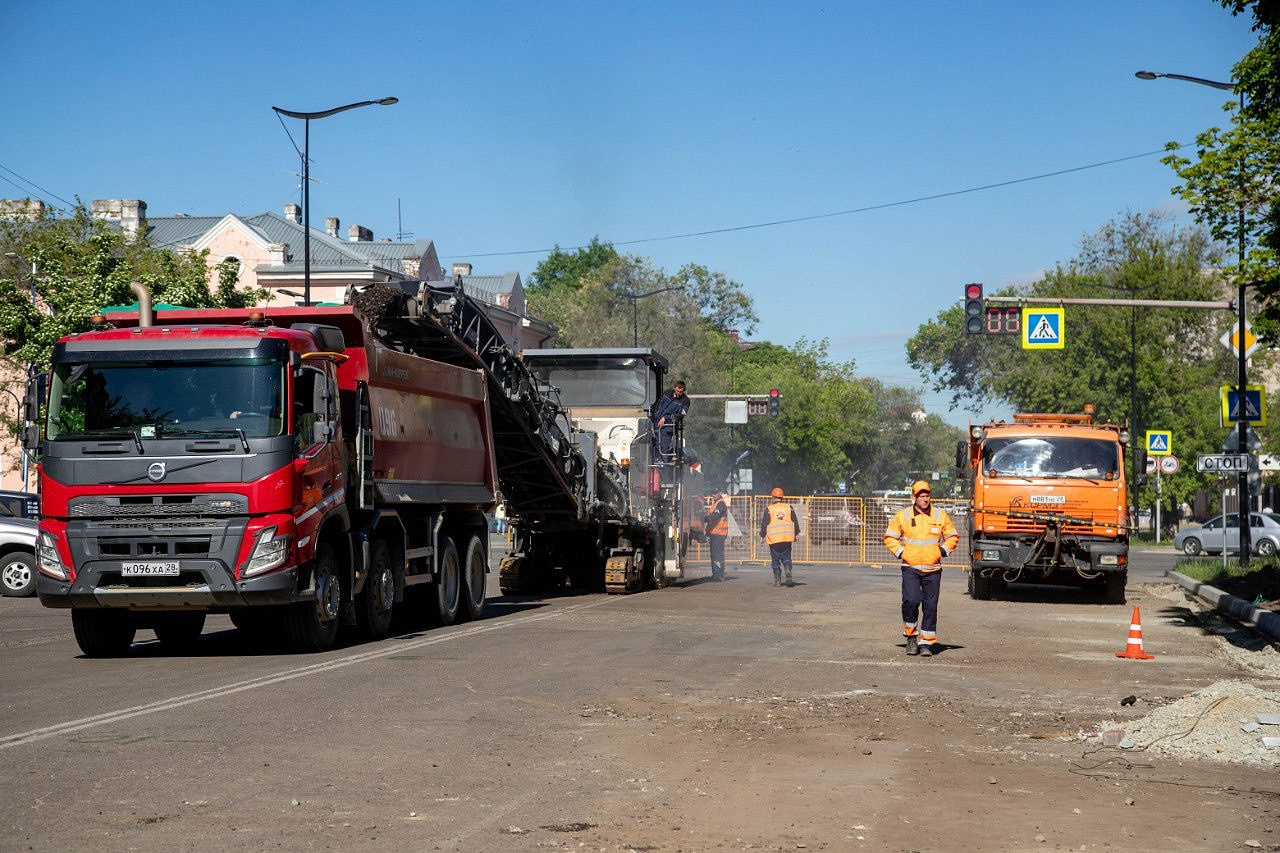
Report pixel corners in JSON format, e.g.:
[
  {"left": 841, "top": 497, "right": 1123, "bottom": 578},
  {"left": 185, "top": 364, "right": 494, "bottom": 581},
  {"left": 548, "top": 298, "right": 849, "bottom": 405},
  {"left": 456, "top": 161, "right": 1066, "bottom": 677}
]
[{"left": 686, "top": 493, "right": 970, "bottom": 568}]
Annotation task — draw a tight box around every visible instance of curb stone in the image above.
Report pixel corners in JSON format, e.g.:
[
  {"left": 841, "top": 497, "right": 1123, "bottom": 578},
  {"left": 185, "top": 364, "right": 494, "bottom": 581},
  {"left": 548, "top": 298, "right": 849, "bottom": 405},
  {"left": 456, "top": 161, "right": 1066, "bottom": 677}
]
[{"left": 1164, "top": 569, "right": 1280, "bottom": 643}]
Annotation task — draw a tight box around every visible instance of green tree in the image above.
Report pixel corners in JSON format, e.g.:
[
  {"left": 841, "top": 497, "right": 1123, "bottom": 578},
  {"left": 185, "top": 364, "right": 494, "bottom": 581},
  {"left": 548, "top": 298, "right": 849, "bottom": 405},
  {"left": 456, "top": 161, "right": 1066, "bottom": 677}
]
[
  {"left": 1162, "top": 1, "right": 1280, "bottom": 340},
  {"left": 525, "top": 237, "right": 618, "bottom": 297},
  {"left": 907, "top": 210, "right": 1261, "bottom": 513},
  {"left": 0, "top": 202, "right": 266, "bottom": 373}
]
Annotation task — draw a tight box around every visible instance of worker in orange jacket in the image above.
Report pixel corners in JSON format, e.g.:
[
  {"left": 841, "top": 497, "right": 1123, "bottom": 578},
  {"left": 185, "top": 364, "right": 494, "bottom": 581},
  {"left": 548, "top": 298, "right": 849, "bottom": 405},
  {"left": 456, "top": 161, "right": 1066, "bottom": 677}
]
[
  {"left": 883, "top": 480, "right": 958, "bottom": 656},
  {"left": 758, "top": 487, "right": 800, "bottom": 587},
  {"left": 704, "top": 491, "right": 730, "bottom": 581}
]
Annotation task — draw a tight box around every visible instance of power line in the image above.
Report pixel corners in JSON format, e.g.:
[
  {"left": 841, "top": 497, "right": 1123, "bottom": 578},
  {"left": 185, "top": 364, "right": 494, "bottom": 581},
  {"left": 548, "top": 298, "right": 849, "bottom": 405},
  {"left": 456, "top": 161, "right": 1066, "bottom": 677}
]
[
  {"left": 0, "top": 161, "right": 77, "bottom": 210},
  {"left": 456, "top": 147, "right": 1173, "bottom": 259}
]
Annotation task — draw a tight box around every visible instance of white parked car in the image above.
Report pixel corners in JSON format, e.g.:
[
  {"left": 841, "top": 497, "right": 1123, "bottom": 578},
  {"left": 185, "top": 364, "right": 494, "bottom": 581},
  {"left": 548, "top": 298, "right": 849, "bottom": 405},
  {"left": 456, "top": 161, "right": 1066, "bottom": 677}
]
[
  {"left": 1173, "top": 512, "right": 1280, "bottom": 557},
  {"left": 0, "top": 501, "right": 39, "bottom": 597}
]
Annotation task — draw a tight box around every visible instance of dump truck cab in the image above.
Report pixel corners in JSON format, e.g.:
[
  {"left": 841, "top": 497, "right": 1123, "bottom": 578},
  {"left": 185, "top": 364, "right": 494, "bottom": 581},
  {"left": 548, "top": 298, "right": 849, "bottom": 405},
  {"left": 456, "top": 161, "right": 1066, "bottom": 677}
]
[{"left": 961, "top": 409, "right": 1130, "bottom": 602}]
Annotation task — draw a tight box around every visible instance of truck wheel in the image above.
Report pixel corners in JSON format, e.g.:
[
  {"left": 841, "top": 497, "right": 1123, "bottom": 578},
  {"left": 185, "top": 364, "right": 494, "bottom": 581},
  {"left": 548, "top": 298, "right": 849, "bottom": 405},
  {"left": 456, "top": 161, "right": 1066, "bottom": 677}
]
[
  {"left": 286, "top": 542, "right": 342, "bottom": 652},
  {"left": 1, "top": 551, "right": 37, "bottom": 597},
  {"left": 433, "top": 538, "right": 462, "bottom": 626},
  {"left": 356, "top": 539, "right": 396, "bottom": 639},
  {"left": 459, "top": 535, "right": 487, "bottom": 621},
  {"left": 152, "top": 612, "right": 206, "bottom": 649},
  {"left": 968, "top": 571, "right": 991, "bottom": 600},
  {"left": 1104, "top": 572, "right": 1127, "bottom": 604},
  {"left": 72, "top": 610, "right": 137, "bottom": 657}
]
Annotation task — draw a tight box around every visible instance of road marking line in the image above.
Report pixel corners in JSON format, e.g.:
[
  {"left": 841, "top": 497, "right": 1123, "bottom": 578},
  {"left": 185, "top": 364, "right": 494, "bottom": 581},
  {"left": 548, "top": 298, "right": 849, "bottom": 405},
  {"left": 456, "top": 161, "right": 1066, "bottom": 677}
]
[{"left": 0, "top": 598, "right": 614, "bottom": 751}]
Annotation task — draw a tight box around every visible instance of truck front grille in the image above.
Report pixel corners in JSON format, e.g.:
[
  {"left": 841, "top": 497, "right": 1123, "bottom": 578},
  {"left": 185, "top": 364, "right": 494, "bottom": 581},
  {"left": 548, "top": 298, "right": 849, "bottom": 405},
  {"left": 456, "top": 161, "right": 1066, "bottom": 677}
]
[{"left": 69, "top": 494, "right": 247, "bottom": 519}]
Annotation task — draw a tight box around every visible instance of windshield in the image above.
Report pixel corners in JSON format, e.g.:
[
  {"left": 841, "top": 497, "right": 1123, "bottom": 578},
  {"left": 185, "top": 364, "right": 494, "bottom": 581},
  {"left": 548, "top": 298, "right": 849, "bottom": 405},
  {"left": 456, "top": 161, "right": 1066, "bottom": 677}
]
[
  {"left": 48, "top": 358, "right": 286, "bottom": 440},
  {"left": 982, "top": 436, "right": 1119, "bottom": 479},
  {"left": 525, "top": 357, "right": 654, "bottom": 407}
]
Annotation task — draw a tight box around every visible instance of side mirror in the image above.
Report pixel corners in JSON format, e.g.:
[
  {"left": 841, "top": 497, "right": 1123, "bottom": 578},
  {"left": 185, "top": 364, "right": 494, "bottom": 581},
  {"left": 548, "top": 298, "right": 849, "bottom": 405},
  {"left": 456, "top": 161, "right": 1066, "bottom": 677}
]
[
  {"left": 955, "top": 441, "right": 967, "bottom": 470},
  {"left": 22, "top": 424, "right": 40, "bottom": 452}
]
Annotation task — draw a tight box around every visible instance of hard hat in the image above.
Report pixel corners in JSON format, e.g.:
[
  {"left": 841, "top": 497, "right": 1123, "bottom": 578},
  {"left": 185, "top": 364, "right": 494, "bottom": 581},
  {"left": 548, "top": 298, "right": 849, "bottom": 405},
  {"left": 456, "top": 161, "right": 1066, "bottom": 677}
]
[
  {"left": 771, "top": 487, "right": 785, "bottom": 499},
  {"left": 911, "top": 480, "right": 932, "bottom": 495}
]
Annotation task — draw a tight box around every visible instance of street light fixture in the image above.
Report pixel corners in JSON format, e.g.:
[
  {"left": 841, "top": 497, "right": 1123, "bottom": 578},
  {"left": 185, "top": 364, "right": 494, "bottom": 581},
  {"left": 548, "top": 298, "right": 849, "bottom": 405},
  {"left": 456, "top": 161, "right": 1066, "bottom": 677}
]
[
  {"left": 1136, "top": 69, "right": 1251, "bottom": 563},
  {"left": 271, "top": 97, "right": 398, "bottom": 306},
  {"left": 623, "top": 286, "right": 679, "bottom": 347}
]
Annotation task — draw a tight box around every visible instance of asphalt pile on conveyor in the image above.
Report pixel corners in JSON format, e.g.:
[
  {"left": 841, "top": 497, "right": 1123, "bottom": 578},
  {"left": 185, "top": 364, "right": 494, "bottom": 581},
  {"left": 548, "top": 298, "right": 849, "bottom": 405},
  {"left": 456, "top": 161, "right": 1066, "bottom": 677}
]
[{"left": 351, "top": 282, "right": 412, "bottom": 326}]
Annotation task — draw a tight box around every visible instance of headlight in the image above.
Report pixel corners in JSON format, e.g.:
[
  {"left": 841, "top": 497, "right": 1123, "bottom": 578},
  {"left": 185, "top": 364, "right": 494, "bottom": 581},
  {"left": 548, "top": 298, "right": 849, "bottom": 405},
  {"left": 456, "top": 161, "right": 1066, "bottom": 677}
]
[
  {"left": 37, "top": 531, "right": 70, "bottom": 581},
  {"left": 1098, "top": 554, "right": 1120, "bottom": 566},
  {"left": 970, "top": 426, "right": 986, "bottom": 441},
  {"left": 241, "top": 526, "right": 292, "bottom": 578}
]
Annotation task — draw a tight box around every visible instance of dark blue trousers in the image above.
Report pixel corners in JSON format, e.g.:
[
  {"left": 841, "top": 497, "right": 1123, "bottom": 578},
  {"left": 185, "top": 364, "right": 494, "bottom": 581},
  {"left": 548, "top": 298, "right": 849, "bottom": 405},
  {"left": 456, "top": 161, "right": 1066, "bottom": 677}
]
[
  {"left": 769, "top": 542, "right": 793, "bottom": 576},
  {"left": 709, "top": 534, "right": 726, "bottom": 578},
  {"left": 901, "top": 567, "right": 941, "bottom": 640}
]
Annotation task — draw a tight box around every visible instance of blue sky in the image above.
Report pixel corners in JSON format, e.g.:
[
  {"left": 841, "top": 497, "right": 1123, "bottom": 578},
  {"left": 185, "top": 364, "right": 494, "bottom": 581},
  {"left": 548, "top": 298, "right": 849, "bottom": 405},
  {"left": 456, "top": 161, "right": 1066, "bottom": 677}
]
[{"left": 0, "top": 1, "right": 1258, "bottom": 426}]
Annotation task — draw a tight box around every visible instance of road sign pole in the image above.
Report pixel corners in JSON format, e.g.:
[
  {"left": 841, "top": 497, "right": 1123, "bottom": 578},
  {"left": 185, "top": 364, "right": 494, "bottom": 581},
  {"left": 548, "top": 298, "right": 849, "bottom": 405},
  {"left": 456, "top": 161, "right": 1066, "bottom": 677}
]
[{"left": 1155, "top": 468, "right": 1162, "bottom": 545}]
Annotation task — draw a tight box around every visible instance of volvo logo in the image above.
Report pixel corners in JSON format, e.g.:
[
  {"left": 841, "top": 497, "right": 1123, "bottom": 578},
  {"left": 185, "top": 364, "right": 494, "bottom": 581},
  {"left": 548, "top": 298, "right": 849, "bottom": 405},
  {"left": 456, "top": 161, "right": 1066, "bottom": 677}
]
[{"left": 147, "top": 462, "right": 167, "bottom": 482}]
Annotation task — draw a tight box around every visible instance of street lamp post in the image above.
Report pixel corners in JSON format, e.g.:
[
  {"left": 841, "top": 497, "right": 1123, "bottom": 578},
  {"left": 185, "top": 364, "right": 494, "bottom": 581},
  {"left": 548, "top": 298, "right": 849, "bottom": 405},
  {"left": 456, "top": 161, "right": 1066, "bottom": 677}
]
[
  {"left": 1137, "top": 70, "right": 1250, "bottom": 564},
  {"left": 271, "top": 97, "right": 398, "bottom": 306},
  {"left": 623, "top": 286, "right": 678, "bottom": 347}
]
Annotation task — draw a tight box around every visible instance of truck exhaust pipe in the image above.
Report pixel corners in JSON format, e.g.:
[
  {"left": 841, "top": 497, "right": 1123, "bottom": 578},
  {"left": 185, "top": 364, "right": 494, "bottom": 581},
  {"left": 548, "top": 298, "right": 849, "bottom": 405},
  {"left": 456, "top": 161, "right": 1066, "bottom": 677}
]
[{"left": 129, "top": 281, "right": 153, "bottom": 327}]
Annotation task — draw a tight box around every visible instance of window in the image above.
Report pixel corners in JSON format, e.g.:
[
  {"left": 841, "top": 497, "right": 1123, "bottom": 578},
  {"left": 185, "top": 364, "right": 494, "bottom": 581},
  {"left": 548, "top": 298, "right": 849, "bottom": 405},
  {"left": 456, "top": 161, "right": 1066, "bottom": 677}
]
[{"left": 292, "top": 366, "right": 333, "bottom": 454}]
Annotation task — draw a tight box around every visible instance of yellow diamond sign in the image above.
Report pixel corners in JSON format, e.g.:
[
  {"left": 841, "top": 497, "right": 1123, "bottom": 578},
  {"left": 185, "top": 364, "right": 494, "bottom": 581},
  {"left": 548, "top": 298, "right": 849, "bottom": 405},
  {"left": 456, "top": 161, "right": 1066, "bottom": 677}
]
[{"left": 1221, "top": 321, "right": 1259, "bottom": 359}]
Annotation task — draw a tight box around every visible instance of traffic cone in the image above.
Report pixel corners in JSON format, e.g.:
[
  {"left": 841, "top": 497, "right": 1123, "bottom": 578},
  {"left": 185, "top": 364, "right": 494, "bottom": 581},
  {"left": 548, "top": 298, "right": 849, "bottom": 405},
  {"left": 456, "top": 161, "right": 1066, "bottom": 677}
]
[{"left": 1115, "top": 605, "right": 1155, "bottom": 660}]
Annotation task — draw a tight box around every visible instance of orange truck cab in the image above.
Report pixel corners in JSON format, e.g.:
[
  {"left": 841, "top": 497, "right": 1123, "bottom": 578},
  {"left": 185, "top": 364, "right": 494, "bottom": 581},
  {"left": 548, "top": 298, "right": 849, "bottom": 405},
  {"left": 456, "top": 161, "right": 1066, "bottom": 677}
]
[{"left": 959, "top": 408, "right": 1130, "bottom": 603}]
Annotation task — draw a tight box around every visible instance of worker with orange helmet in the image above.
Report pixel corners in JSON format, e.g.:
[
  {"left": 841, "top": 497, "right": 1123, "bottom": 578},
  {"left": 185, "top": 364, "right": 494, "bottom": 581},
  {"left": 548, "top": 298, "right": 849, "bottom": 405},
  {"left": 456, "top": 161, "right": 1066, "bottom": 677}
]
[
  {"left": 758, "top": 487, "right": 800, "bottom": 587},
  {"left": 883, "top": 480, "right": 958, "bottom": 656}
]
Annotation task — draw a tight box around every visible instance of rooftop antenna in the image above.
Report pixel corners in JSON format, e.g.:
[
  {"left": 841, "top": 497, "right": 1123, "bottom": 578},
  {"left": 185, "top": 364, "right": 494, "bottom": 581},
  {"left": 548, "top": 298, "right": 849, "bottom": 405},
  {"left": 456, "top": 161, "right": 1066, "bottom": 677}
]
[{"left": 395, "top": 198, "right": 414, "bottom": 241}]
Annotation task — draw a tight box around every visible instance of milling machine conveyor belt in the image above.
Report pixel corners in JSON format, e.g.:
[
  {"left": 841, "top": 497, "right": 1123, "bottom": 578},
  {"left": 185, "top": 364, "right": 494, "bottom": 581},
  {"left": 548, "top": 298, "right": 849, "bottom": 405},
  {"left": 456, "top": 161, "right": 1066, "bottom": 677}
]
[{"left": 353, "top": 279, "right": 590, "bottom": 523}]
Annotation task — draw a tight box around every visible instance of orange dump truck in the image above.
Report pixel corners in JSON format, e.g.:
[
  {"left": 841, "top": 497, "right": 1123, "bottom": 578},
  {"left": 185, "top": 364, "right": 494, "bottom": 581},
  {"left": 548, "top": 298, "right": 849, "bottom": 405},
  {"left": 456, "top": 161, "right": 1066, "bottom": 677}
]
[{"left": 958, "top": 409, "right": 1130, "bottom": 603}]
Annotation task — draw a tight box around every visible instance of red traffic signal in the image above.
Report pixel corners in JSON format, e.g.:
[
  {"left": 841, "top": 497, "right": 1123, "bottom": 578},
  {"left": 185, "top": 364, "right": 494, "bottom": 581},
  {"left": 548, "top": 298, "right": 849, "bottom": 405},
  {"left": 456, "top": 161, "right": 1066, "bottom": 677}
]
[
  {"left": 768, "top": 388, "right": 780, "bottom": 417},
  {"left": 964, "top": 282, "right": 984, "bottom": 334}
]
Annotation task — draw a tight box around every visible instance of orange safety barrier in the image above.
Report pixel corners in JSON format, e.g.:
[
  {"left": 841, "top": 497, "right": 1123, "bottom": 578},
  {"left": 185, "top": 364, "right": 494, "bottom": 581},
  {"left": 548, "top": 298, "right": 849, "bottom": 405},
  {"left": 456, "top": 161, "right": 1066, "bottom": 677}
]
[{"left": 684, "top": 492, "right": 971, "bottom": 567}]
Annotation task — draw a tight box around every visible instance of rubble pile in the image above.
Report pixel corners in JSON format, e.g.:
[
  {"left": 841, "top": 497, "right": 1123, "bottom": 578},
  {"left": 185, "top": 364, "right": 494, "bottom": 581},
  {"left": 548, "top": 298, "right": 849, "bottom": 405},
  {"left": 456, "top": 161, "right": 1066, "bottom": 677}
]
[{"left": 1103, "top": 679, "right": 1280, "bottom": 766}]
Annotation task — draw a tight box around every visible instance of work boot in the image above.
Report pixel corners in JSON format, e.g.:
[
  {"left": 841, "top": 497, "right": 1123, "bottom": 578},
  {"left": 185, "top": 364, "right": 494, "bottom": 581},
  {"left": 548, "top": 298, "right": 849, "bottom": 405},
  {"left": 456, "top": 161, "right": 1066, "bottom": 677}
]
[
  {"left": 772, "top": 572, "right": 782, "bottom": 587},
  {"left": 918, "top": 644, "right": 934, "bottom": 657},
  {"left": 784, "top": 571, "right": 794, "bottom": 587},
  {"left": 905, "top": 635, "right": 919, "bottom": 655}
]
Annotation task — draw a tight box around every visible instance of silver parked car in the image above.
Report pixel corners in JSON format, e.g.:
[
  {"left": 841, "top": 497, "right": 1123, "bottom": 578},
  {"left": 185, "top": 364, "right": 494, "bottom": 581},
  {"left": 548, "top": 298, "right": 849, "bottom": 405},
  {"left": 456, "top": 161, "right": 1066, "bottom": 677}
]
[
  {"left": 1174, "top": 512, "right": 1280, "bottom": 557},
  {"left": 0, "top": 501, "right": 39, "bottom": 597}
]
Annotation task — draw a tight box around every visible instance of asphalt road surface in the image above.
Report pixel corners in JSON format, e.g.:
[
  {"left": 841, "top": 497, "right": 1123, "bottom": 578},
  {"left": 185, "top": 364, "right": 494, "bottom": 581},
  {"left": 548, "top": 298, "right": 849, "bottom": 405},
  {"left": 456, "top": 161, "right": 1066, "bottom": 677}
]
[{"left": 1, "top": 547, "right": 1277, "bottom": 852}]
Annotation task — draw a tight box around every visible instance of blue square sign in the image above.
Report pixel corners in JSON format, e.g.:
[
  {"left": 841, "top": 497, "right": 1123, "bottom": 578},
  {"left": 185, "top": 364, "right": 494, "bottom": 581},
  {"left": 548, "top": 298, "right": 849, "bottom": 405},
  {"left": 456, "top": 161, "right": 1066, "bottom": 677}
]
[
  {"left": 1146, "top": 430, "right": 1172, "bottom": 457},
  {"left": 1021, "top": 308, "right": 1064, "bottom": 349}
]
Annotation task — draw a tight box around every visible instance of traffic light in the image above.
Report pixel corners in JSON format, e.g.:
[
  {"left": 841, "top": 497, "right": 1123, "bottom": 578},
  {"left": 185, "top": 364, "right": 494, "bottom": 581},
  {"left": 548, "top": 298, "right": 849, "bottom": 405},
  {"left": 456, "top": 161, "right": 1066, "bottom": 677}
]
[
  {"left": 768, "top": 388, "right": 780, "bottom": 417},
  {"left": 964, "top": 283, "right": 984, "bottom": 334}
]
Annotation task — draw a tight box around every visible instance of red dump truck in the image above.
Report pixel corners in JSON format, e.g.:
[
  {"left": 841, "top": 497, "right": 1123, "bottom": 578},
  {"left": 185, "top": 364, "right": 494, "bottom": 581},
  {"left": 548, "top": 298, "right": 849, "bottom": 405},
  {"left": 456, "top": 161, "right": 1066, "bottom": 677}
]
[
  {"left": 34, "top": 294, "right": 500, "bottom": 654},
  {"left": 32, "top": 280, "right": 689, "bottom": 656}
]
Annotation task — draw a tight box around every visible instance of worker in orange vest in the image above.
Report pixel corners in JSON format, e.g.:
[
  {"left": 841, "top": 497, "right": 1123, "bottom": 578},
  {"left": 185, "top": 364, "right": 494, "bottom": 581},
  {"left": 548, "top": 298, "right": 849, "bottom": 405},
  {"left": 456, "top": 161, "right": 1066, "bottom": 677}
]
[
  {"left": 883, "top": 480, "right": 959, "bottom": 656},
  {"left": 704, "top": 490, "right": 730, "bottom": 581},
  {"left": 758, "top": 487, "right": 800, "bottom": 587}
]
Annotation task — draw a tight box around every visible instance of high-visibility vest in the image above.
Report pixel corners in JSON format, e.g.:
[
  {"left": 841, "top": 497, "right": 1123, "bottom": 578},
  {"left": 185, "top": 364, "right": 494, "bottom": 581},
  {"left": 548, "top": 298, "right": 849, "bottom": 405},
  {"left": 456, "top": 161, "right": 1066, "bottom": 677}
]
[
  {"left": 764, "top": 501, "right": 796, "bottom": 544},
  {"left": 883, "top": 505, "right": 958, "bottom": 571},
  {"left": 708, "top": 497, "right": 729, "bottom": 536}
]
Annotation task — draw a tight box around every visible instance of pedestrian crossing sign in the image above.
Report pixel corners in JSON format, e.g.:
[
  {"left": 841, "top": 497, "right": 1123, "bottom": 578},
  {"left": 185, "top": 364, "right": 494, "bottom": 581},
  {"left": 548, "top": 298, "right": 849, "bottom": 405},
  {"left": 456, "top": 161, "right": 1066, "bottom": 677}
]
[
  {"left": 1021, "top": 308, "right": 1064, "bottom": 349},
  {"left": 1220, "top": 384, "right": 1267, "bottom": 427},
  {"left": 1145, "top": 430, "right": 1172, "bottom": 457}
]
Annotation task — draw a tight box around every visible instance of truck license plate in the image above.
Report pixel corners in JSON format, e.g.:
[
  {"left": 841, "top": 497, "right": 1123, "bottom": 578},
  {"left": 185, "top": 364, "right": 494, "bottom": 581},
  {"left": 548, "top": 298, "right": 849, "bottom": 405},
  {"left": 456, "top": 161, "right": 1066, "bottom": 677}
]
[{"left": 121, "top": 561, "right": 181, "bottom": 577}]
